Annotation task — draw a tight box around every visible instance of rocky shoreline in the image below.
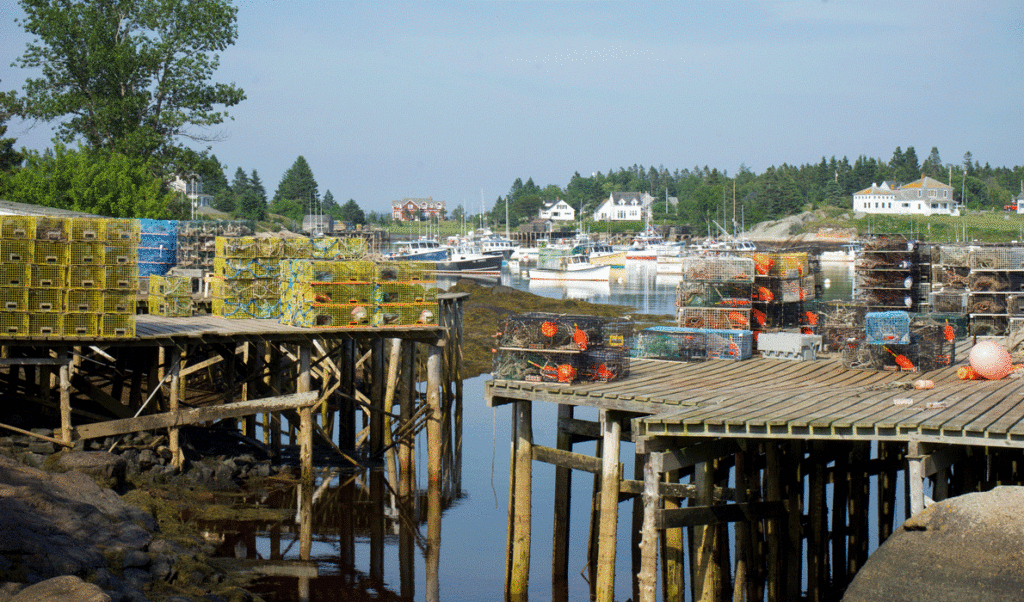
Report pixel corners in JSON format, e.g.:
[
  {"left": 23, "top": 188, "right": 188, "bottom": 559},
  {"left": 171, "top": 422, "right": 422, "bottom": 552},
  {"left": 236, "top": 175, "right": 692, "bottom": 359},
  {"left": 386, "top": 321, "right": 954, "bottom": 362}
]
[{"left": 0, "top": 426, "right": 294, "bottom": 602}]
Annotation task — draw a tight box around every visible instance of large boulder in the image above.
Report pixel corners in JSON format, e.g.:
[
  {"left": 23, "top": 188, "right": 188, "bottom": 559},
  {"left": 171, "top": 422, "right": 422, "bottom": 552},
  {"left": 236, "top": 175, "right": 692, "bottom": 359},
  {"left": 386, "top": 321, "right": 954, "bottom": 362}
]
[
  {"left": 54, "top": 452, "right": 127, "bottom": 491},
  {"left": 6, "top": 575, "right": 109, "bottom": 602},
  {"left": 843, "top": 486, "right": 1024, "bottom": 602}
]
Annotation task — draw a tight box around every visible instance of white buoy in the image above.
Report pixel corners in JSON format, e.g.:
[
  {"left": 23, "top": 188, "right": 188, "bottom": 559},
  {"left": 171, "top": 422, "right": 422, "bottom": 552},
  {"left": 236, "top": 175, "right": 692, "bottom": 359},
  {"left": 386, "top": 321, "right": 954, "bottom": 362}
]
[{"left": 823, "top": 278, "right": 831, "bottom": 289}]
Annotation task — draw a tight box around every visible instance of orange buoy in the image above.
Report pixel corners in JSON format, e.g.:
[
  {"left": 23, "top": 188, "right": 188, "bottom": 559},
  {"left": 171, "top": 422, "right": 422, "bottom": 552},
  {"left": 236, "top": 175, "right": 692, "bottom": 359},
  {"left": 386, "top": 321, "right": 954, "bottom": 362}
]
[
  {"left": 752, "top": 309, "right": 766, "bottom": 327},
  {"left": 572, "top": 323, "right": 589, "bottom": 351},
  {"left": 557, "top": 363, "right": 576, "bottom": 382},
  {"left": 541, "top": 321, "right": 558, "bottom": 338},
  {"left": 885, "top": 346, "right": 915, "bottom": 371},
  {"left": 943, "top": 323, "right": 955, "bottom": 342},
  {"left": 957, "top": 365, "right": 981, "bottom": 380}
]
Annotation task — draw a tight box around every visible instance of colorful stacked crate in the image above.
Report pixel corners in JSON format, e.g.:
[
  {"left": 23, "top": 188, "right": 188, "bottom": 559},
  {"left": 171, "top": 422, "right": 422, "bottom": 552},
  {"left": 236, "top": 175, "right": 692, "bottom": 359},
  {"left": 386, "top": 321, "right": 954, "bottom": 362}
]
[
  {"left": 492, "top": 313, "right": 632, "bottom": 383},
  {"left": 27, "top": 217, "right": 70, "bottom": 336},
  {"left": 676, "top": 256, "right": 754, "bottom": 330},
  {"left": 632, "top": 326, "right": 753, "bottom": 362},
  {"left": 211, "top": 236, "right": 283, "bottom": 319},
  {"left": 139, "top": 219, "right": 178, "bottom": 279},
  {"left": 280, "top": 259, "right": 390, "bottom": 328},
  {"left": 747, "top": 252, "right": 816, "bottom": 337},
  {"left": 0, "top": 216, "right": 36, "bottom": 336},
  {"left": 98, "top": 218, "right": 139, "bottom": 337},
  {"left": 148, "top": 275, "right": 193, "bottom": 317},
  {"left": 372, "top": 260, "right": 438, "bottom": 327},
  {"left": 176, "top": 220, "right": 255, "bottom": 270}
]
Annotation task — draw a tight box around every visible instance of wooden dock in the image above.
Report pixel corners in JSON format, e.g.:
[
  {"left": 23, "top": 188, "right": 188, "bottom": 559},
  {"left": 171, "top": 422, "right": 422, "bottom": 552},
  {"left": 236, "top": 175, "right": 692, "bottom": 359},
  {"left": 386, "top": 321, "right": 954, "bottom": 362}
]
[{"left": 486, "top": 340, "right": 1024, "bottom": 602}]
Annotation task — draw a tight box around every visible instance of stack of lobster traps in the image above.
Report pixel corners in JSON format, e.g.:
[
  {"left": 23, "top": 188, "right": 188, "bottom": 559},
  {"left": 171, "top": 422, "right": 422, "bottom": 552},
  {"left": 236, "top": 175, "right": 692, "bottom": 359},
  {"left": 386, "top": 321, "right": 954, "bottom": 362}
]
[
  {"left": 0, "top": 216, "right": 138, "bottom": 338},
  {"left": 148, "top": 275, "right": 193, "bottom": 317},
  {"left": 279, "top": 259, "right": 439, "bottom": 328},
  {"left": 838, "top": 309, "right": 956, "bottom": 372},
  {"left": 138, "top": 219, "right": 178, "bottom": 280},
  {"left": 747, "top": 251, "right": 817, "bottom": 336},
  {"left": 966, "top": 245, "right": 1024, "bottom": 337},
  {"left": 675, "top": 255, "right": 755, "bottom": 331},
  {"left": 855, "top": 235, "right": 922, "bottom": 312},
  {"left": 492, "top": 312, "right": 632, "bottom": 384},
  {"left": 175, "top": 220, "right": 255, "bottom": 270},
  {"left": 210, "top": 236, "right": 284, "bottom": 319},
  {"left": 632, "top": 326, "right": 753, "bottom": 362}
]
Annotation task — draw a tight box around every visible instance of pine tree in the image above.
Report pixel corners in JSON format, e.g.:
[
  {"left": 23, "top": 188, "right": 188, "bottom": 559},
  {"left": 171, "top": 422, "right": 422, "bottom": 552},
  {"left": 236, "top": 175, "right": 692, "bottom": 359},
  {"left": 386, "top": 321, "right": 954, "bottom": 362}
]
[{"left": 273, "top": 156, "right": 318, "bottom": 204}]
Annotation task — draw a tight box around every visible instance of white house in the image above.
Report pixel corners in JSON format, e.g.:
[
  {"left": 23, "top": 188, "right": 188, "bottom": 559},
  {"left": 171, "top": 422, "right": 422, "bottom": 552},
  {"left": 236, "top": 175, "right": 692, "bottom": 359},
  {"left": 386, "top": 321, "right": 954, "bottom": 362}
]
[
  {"left": 592, "top": 192, "right": 655, "bottom": 221},
  {"left": 538, "top": 199, "right": 575, "bottom": 222},
  {"left": 853, "top": 176, "right": 958, "bottom": 216}
]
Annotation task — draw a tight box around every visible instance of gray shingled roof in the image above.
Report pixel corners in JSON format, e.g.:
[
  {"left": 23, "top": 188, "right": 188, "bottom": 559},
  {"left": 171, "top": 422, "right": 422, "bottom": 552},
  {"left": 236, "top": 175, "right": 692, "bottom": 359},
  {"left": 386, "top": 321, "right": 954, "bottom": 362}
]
[{"left": 0, "top": 200, "right": 101, "bottom": 218}]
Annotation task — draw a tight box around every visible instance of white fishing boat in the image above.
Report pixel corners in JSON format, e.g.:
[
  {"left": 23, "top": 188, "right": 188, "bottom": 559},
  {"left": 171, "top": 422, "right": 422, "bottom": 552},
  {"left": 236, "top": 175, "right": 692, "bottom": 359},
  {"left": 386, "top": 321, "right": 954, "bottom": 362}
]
[
  {"left": 528, "top": 253, "right": 611, "bottom": 282},
  {"left": 820, "top": 242, "right": 863, "bottom": 263},
  {"left": 388, "top": 238, "right": 449, "bottom": 261}
]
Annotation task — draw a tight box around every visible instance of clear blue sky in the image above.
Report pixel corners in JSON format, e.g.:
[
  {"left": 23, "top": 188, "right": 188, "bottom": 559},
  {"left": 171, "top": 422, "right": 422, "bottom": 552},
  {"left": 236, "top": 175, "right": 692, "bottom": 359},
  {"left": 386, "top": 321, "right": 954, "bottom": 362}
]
[{"left": 1, "top": 1, "right": 1021, "bottom": 216}]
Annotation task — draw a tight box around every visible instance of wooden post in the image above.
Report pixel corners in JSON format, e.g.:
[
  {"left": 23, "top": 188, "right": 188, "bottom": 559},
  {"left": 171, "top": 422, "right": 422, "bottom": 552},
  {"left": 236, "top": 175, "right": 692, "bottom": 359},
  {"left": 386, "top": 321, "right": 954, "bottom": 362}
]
[
  {"left": 662, "top": 469, "right": 685, "bottom": 602},
  {"left": 595, "top": 410, "right": 621, "bottom": 602},
  {"left": 552, "top": 403, "right": 573, "bottom": 600},
  {"left": 298, "top": 344, "right": 313, "bottom": 561},
  {"left": 832, "top": 445, "right": 849, "bottom": 589},
  {"left": 383, "top": 338, "right": 402, "bottom": 504},
  {"left": 168, "top": 349, "right": 182, "bottom": 468},
  {"left": 849, "top": 442, "right": 870, "bottom": 574},
  {"left": 808, "top": 443, "right": 827, "bottom": 602},
  {"left": 338, "top": 339, "right": 356, "bottom": 452},
  {"left": 243, "top": 342, "right": 255, "bottom": 437},
  {"left": 878, "top": 441, "right": 897, "bottom": 545},
  {"left": 907, "top": 440, "right": 925, "bottom": 517},
  {"left": 369, "top": 338, "right": 385, "bottom": 583},
  {"left": 765, "top": 442, "right": 782, "bottom": 602},
  {"left": 507, "top": 398, "right": 533, "bottom": 601},
  {"left": 694, "top": 459, "right": 719, "bottom": 602},
  {"left": 398, "top": 341, "right": 416, "bottom": 499},
  {"left": 735, "top": 447, "right": 754, "bottom": 602},
  {"left": 786, "top": 441, "right": 802, "bottom": 602},
  {"left": 59, "top": 348, "right": 72, "bottom": 445},
  {"left": 631, "top": 453, "right": 645, "bottom": 602},
  {"left": 637, "top": 449, "right": 662, "bottom": 602},
  {"left": 426, "top": 344, "right": 443, "bottom": 602}
]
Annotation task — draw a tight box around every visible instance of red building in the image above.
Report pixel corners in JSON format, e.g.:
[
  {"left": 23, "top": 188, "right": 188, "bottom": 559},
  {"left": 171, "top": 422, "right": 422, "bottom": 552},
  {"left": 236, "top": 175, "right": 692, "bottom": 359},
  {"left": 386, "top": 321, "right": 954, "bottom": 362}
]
[{"left": 391, "top": 197, "right": 445, "bottom": 221}]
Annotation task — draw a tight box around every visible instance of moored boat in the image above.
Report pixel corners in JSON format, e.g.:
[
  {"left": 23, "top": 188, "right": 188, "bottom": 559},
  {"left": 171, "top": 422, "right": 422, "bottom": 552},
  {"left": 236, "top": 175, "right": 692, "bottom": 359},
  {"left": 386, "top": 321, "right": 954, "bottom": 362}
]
[{"left": 528, "top": 251, "right": 611, "bottom": 282}]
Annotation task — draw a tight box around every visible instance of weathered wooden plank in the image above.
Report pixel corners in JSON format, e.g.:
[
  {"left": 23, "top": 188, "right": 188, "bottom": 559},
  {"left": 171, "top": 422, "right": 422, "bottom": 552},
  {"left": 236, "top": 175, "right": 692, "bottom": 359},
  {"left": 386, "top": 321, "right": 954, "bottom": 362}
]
[
  {"left": 655, "top": 501, "right": 785, "bottom": 529},
  {"left": 71, "top": 391, "right": 318, "bottom": 440},
  {"left": 532, "top": 444, "right": 602, "bottom": 473}
]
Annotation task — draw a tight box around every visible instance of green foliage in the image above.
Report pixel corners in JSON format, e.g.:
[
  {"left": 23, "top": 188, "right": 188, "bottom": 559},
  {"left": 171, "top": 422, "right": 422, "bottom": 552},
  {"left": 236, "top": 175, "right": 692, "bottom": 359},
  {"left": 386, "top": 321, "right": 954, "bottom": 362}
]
[
  {"left": 338, "top": 199, "right": 366, "bottom": 225},
  {"left": 0, "top": 83, "right": 23, "bottom": 172},
  {"left": 0, "top": 144, "right": 172, "bottom": 217},
  {"left": 7, "top": 0, "right": 245, "bottom": 172},
  {"left": 273, "top": 156, "right": 318, "bottom": 205},
  {"left": 267, "top": 197, "right": 303, "bottom": 222}
]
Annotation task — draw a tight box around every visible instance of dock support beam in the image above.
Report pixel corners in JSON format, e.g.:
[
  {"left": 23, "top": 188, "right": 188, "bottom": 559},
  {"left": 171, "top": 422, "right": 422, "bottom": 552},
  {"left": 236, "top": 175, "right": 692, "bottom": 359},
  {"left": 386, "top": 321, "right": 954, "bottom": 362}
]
[
  {"left": 637, "top": 449, "right": 662, "bottom": 602},
  {"left": 298, "top": 344, "right": 313, "bottom": 561},
  {"left": 426, "top": 344, "right": 443, "bottom": 602},
  {"left": 59, "top": 348, "right": 72, "bottom": 445},
  {"left": 595, "top": 410, "right": 621, "bottom": 602},
  {"left": 507, "top": 398, "right": 532, "bottom": 601}
]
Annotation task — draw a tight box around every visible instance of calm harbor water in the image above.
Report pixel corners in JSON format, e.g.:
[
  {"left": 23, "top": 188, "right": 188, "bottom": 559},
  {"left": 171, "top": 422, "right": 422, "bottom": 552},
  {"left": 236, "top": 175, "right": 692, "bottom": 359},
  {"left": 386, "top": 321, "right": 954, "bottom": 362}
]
[{"left": 238, "top": 260, "right": 859, "bottom": 602}]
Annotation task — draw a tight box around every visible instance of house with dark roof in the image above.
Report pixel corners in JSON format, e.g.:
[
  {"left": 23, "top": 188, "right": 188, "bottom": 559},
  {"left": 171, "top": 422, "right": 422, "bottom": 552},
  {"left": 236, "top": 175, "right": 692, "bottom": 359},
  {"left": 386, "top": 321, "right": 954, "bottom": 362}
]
[
  {"left": 591, "top": 192, "right": 655, "bottom": 221},
  {"left": 538, "top": 199, "right": 575, "bottom": 222}
]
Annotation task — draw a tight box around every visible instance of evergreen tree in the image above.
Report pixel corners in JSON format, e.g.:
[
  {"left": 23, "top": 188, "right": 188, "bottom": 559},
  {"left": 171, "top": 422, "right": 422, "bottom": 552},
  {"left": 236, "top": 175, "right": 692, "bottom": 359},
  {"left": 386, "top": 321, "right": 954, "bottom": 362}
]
[
  {"left": 0, "top": 85, "right": 22, "bottom": 173},
  {"left": 922, "top": 147, "right": 944, "bottom": 179},
  {"left": 250, "top": 169, "right": 267, "bottom": 203},
  {"left": 339, "top": 199, "right": 366, "bottom": 225},
  {"left": 274, "top": 156, "right": 318, "bottom": 204}
]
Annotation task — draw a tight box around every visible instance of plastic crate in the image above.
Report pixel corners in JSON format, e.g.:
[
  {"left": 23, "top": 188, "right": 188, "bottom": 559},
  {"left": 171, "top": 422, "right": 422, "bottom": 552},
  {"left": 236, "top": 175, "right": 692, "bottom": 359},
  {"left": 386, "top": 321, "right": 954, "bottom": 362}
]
[
  {"left": 69, "top": 241, "right": 105, "bottom": 264},
  {"left": 34, "top": 240, "right": 69, "bottom": 265},
  {"left": 0, "top": 288, "right": 28, "bottom": 312},
  {"left": 865, "top": 311, "right": 910, "bottom": 344},
  {"left": 27, "top": 289, "right": 64, "bottom": 312},
  {"left": 102, "top": 290, "right": 137, "bottom": 314},
  {"left": 677, "top": 307, "right": 751, "bottom": 330},
  {"left": 65, "top": 313, "right": 98, "bottom": 336},
  {"left": 28, "top": 313, "right": 62, "bottom": 336},
  {"left": 1, "top": 216, "right": 36, "bottom": 239},
  {"left": 99, "top": 314, "right": 135, "bottom": 337},
  {"left": 0, "top": 312, "right": 29, "bottom": 336},
  {"left": 67, "top": 289, "right": 103, "bottom": 312},
  {"left": 757, "top": 332, "right": 822, "bottom": 361},
  {"left": 0, "top": 264, "right": 30, "bottom": 287},
  {"left": 68, "top": 265, "right": 105, "bottom": 289},
  {"left": 1, "top": 239, "right": 34, "bottom": 263},
  {"left": 105, "top": 265, "right": 139, "bottom": 290},
  {"left": 69, "top": 218, "right": 105, "bottom": 241},
  {"left": 30, "top": 265, "right": 65, "bottom": 288},
  {"left": 373, "top": 303, "right": 438, "bottom": 327}
]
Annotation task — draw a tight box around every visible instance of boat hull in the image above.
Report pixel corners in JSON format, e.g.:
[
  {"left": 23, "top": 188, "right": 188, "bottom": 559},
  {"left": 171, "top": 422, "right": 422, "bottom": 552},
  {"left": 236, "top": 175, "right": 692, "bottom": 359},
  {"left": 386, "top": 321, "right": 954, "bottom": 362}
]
[
  {"left": 434, "top": 253, "right": 503, "bottom": 275},
  {"left": 528, "top": 264, "right": 611, "bottom": 282}
]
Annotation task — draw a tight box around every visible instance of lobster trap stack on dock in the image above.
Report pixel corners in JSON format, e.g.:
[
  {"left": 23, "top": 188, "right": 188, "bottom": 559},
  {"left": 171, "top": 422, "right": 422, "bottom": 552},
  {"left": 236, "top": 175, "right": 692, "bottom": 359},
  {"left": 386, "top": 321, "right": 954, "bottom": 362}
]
[
  {"left": 175, "top": 220, "right": 255, "bottom": 271},
  {"left": 966, "top": 245, "right": 1024, "bottom": 336},
  {"left": 492, "top": 312, "right": 632, "bottom": 383},
  {"left": 855, "top": 235, "right": 922, "bottom": 312},
  {"left": 148, "top": 275, "right": 194, "bottom": 317},
  {"left": 839, "top": 309, "right": 956, "bottom": 372},
  {"left": 138, "top": 219, "right": 178, "bottom": 280},
  {"left": 279, "top": 259, "right": 439, "bottom": 328},
  {"left": 0, "top": 216, "right": 138, "bottom": 337},
  {"left": 211, "top": 236, "right": 283, "bottom": 319},
  {"left": 632, "top": 325, "right": 752, "bottom": 362},
  {"left": 748, "top": 251, "right": 817, "bottom": 334},
  {"left": 675, "top": 255, "right": 755, "bottom": 330}
]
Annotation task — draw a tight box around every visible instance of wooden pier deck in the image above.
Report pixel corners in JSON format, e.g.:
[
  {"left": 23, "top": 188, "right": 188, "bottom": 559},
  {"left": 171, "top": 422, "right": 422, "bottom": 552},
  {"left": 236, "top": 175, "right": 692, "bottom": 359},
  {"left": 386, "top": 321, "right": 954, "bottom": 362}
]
[{"left": 486, "top": 340, "right": 1024, "bottom": 602}]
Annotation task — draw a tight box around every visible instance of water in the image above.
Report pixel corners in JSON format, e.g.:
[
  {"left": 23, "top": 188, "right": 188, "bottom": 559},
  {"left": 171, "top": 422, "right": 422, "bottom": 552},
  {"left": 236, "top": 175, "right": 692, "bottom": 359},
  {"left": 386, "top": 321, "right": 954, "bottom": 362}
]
[{"left": 235, "top": 260, "right": 858, "bottom": 601}]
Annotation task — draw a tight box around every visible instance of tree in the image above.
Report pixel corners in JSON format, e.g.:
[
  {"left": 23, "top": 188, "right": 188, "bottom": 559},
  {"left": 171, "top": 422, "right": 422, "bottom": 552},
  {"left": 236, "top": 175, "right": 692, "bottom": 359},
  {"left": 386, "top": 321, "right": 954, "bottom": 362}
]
[
  {"left": 338, "top": 199, "right": 366, "bottom": 225},
  {"left": 922, "top": 147, "right": 944, "bottom": 179},
  {"left": 236, "top": 188, "right": 266, "bottom": 221},
  {"left": 5, "top": 0, "right": 245, "bottom": 172},
  {"left": 0, "top": 82, "right": 23, "bottom": 172},
  {"left": 0, "top": 143, "right": 172, "bottom": 217},
  {"left": 250, "top": 169, "right": 266, "bottom": 204},
  {"left": 273, "top": 156, "right": 318, "bottom": 205}
]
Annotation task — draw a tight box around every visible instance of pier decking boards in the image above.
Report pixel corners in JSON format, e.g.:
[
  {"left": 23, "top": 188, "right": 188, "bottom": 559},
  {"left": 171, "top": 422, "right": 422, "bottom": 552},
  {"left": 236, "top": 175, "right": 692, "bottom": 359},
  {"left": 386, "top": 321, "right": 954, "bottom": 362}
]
[
  {"left": 486, "top": 340, "right": 1024, "bottom": 448},
  {"left": 488, "top": 339, "right": 1024, "bottom": 602}
]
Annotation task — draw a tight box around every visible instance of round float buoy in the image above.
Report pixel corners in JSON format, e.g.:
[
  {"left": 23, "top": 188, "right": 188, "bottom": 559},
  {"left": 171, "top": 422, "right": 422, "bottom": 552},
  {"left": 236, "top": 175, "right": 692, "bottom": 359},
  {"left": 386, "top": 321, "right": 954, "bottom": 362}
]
[
  {"left": 969, "top": 340, "right": 1013, "bottom": 380},
  {"left": 823, "top": 278, "right": 831, "bottom": 289}
]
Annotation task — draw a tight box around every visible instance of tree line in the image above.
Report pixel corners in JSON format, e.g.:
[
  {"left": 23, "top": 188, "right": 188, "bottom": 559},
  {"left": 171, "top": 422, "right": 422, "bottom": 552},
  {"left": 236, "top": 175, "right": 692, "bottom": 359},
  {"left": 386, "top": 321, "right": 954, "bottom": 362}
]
[{"left": 489, "top": 148, "right": 1024, "bottom": 234}]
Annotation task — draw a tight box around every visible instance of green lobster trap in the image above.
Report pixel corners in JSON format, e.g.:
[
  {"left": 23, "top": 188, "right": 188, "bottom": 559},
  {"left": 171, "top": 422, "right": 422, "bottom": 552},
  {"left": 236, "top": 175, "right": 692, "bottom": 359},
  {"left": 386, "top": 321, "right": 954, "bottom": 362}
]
[
  {"left": 104, "top": 265, "right": 138, "bottom": 290},
  {"left": 65, "top": 313, "right": 98, "bottom": 336},
  {"left": 104, "top": 243, "right": 137, "bottom": 265},
  {"left": 67, "top": 289, "right": 103, "bottom": 312},
  {"left": 373, "top": 303, "right": 438, "bottom": 327},
  {"left": 150, "top": 274, "right": 193, "bottom": 297},
  {"left": 35, "top": 217, "right": 69, "bottom": 241},
  {"left": 0, "top": 264, "right": 31, "bottom": 288},
  {"left": 1, "top": 216, "right": 36, "bottom": 239},
  {"left": 103, "top": 290, "right": 136, "bottom": 314},
  {"left": 27, "top": 289, "right": 64, "bottom": 312},
  {"left": 0, "top": 312, "right": 29, "bottom": 336},
  {"left": 100, "top": 314, "right": 135, "bottom": 337},
  {"left": 103, "top": 219, "right": 140, "bottom": 243},
  {"left": 34, "top": 240, "right": 69, "bottom": 265},
  {"left": 29, "top": 265, "right": 65, "bottom": 288},
  {"left": 375, "top": 261, "right": 434, "bottom": 283},
  {"left": 68, "top": 265, "right": 105, "bottom": 289},
  {"left": 28, "top": 313, "right": 62, "bottom": 336},
  {"left": 69, "top": 241, "right": 105, "bottom": 264},
  {"left": 69, "top": 218, "right": 105, "bottom": 241},
  {"left": 0, "top": 288, "right": 28, "bottom": 312},
  {"left": 149, "top": 294, "right": 192, "bottom": 317},
  {"left": 1, "top": 239, "right": 34, "bottom": 263}
]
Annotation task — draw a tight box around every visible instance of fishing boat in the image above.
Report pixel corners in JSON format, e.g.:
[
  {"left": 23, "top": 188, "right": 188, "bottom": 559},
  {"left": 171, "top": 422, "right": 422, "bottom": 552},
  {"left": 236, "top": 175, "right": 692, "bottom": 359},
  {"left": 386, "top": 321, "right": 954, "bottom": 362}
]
[
  {"left": 625, "top": 224, "right": 664, "bottom": 261},
  {"left": 478, "top": 235, "right": 518, "bottom": 259},
  {"left": 820, "top": 242, "right": 863, "bottom": 263},
  {"left": 388, "top": 238, "right": 450, "bottom": 261},
  {"left": 434, "top": 245, "right": 504, "bottom": 275},
  {"left": 528, "top": 250, "right": 611, "bottom": 282},
  {"left": 571, "top": 240, "right": 626, "bottom": 268}
]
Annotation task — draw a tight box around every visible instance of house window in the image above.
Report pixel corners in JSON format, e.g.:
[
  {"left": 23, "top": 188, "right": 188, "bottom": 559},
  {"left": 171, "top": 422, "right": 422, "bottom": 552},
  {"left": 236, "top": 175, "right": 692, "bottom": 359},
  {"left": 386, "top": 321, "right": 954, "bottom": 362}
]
[
  {"left": 931, "top": 203, "right": 938, "bottom": 209},
  {"left": 943, "top": 191, "right": 948, "bottom": 198},
  {"left": 901, "top": 203, "right": 908, "bottom": 208},
  {"left": 617, "top": 210, "right": 625, "bottom": 219}
]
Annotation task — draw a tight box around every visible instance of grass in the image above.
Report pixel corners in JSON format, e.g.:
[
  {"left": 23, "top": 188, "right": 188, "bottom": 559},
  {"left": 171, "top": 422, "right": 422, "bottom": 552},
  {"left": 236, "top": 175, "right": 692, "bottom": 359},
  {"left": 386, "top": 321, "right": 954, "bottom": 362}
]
[{"left": 798, "top": 206, "right": 1024, "bottom": 244}]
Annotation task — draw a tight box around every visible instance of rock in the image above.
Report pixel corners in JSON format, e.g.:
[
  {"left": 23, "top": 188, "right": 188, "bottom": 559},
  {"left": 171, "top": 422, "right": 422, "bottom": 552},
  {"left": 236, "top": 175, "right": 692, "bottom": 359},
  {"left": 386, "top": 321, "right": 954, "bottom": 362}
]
[
  {"left": 137, "top": 449, "right": 157, "bottom": 470},
  {"left": 55, "top": 452, "right": 127, "bottom": 491},
  {"left": 843, "top": 486, "right": 1024, "bottom": 601},
  {"left": 120, "top": 550, "right": 149, "bottom": 570},
  {"left": 7, "top": 575, "right": 109, "bottom": 602}
]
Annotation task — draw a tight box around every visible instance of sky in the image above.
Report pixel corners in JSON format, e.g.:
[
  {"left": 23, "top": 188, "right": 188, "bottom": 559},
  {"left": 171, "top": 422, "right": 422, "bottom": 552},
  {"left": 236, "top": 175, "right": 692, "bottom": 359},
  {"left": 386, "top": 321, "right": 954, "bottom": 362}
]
[{"left": 1, "top": 1, "right": 1022, "bottom": 216}]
